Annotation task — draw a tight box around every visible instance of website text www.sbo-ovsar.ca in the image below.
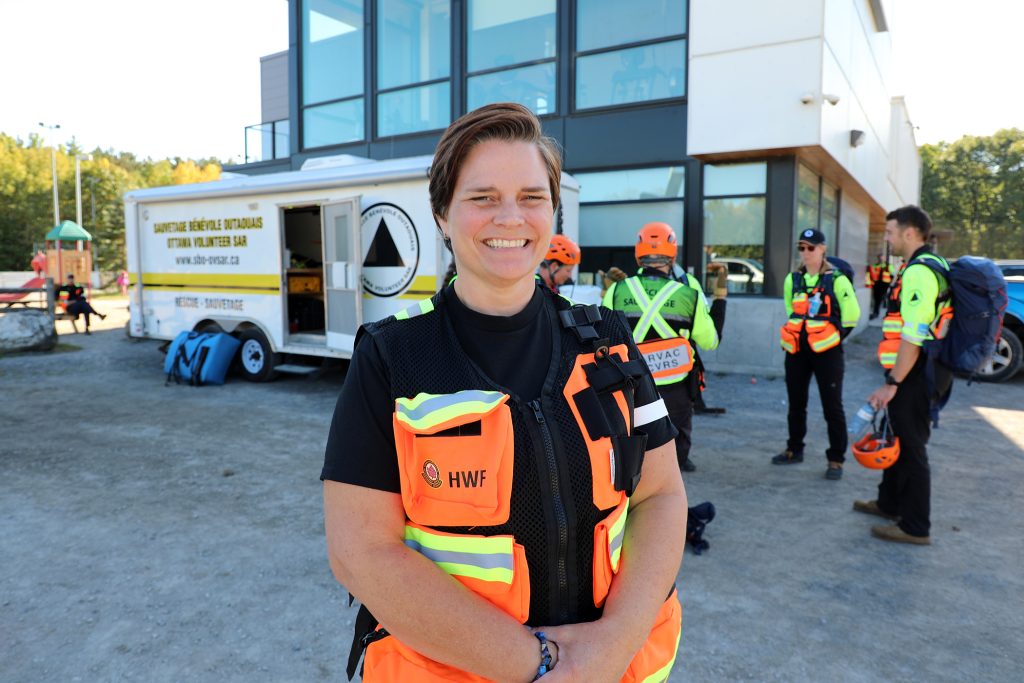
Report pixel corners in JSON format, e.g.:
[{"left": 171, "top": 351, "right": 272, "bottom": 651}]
[{"left": 174, "top": 254, "right": 240, "bottom": 266}]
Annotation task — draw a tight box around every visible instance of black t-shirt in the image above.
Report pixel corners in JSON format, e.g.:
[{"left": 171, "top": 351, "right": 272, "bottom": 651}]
[{"left": 321, "top": 285, "right": 676, "bottom": 492}]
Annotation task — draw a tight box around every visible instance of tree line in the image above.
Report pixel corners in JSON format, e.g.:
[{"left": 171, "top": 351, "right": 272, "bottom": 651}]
[
  {"left": 0, "top": 133, "right": 220, "bottom": 274},
  {"left": 1, "top": 128, "right": 1020, "bottom": 275},
  {"left": 921, "top": 128, "right": 1023, "bottom": 259}
]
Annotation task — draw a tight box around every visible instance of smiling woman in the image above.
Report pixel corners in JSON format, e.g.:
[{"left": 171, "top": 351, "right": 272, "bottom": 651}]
[{"left": 322, "top": 103, "right": 688, "bottom": 683}]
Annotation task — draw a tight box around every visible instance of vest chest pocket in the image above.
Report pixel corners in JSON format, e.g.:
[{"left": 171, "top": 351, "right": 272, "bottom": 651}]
[
  {"left": 563, "top": 343, "right": 648, "bottom": 510},
  {"left": 393, "top": 391, "right": 514, "bottom": 527}
]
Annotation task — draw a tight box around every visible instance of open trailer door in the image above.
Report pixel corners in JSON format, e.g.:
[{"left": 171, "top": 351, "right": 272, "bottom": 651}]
[{"left": 322, "top": 197, "right": 363, "bottom": 353}]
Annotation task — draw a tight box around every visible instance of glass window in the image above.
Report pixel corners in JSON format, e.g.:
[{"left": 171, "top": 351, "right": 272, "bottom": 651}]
[
  {"left": 303, "top": 99, "right": 365, "bottom": 148},
  {"left": 580, "top": 201, "right": 684, "bottom": 247},
  {"left": 467, "top": 0, "right": 556, "bottom": 72},
  {"left": 575, "top": 40, "right": 685, "bottom": 110},
  {"left": 703, "top": 162, "right": 767, "bottom": 197},
  {"left": 377, "top": 0, "right": 450, "bottom": 91},
  {"left": 796, "top": 164, "right": 820, "bottom": 234},
  {"left": 821, "top": 181, "right": 838, "bottom": 246},
  {"left": 467, "top": 63, "right": 556, "bottom": 116},
  {"left": 577, "top": 0, "right": 687, "bottom": 51},
  {"left": 302, "top": 0, "right": 364, "bottom": 106},
  {"left": 575, "top": 166, "right": 685, "bottom": 203},
  {"left": 274, "top": 120, "right": 291, "bottom": 160},
  {"left": 703, "top": 197, "right": 766, "bottom": 294},
  {"left": 378, "top": 82, "right": 451, "bottom": 137}
]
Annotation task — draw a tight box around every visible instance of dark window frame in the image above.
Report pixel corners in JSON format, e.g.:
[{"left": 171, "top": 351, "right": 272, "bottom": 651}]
[
  {"left": 794, "top": 163, "right": 842, "bottom": 252},
  {"left": 373, "top": 0, "right": 454, "bottom": 140},
  {"left": 461, "top": 0, "right": 559, "bottom": 117},
  {"left": 701, "top": 159, "right": 771, "bottom": 297},
  {"left": 570, "top": 0, "right": 689, "bottom": 114},
  {"left": 298, "top": 0, "right": 368, "bottom": 150}
]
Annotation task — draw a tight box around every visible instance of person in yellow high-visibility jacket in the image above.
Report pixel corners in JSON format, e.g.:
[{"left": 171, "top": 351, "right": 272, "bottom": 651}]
[{"left": 775, "top": 229, "right": 860, "bottom": 479}]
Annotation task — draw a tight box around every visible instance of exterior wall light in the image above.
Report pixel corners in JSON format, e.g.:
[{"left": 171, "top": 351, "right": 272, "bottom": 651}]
[{"left": 850, "top": 129, "right": 866, "bottom": 147}]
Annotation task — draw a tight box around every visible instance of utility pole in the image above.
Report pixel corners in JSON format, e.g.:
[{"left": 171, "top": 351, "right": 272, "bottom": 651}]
[{"left": 39, "top": 122, "right": 61, "bottom": 226}]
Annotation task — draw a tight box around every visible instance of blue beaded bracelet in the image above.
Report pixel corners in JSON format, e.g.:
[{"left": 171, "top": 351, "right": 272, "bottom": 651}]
[{"left": 532, "top": 631, "right": 554, "bottom": 680}]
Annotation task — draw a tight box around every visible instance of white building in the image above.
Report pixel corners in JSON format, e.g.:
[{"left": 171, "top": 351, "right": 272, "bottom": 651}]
[{"left": 234, "top": 0, "right": 920, "bottom": 374}]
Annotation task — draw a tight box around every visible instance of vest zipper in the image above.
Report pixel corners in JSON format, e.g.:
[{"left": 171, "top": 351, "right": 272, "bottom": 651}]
[{"left": 528, "top": 398, "right": 570, "bottom": 623}]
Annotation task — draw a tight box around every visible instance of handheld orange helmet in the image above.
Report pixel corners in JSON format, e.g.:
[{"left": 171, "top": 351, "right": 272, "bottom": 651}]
[
  {"left": 545, "top": 234, "right": 581, "bottom": 266},
  {"left": 852, "top": 410, "right": 900, "bottom": 469},
  {"left": 635, "top": 222, "right": 678, "bottom": 263}
]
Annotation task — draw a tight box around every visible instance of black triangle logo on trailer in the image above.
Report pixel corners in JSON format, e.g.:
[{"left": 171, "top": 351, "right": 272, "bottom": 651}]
[{"left": 363, "top": 218, "right": 406, "bottom": 268}]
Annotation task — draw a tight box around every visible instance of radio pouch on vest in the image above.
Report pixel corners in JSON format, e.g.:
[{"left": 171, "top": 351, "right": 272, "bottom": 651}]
[{"left": 583, "top": 346, "right": 649, "bottom": 496}]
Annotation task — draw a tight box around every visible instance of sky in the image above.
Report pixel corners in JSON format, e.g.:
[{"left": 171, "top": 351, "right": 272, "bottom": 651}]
[
  {"left": 0, "top": 0, "right": 1020, "bottom": 163},
  {"left": 889, "top": 0, "right": 1024, "bottom": 145},
  {"left": 0, "top": 0, "right": 288, "bottom": 163}
]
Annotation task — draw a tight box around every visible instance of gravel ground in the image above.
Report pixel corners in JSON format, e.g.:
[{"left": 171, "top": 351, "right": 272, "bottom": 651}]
[{"left": 2, "top": 299, "right": 1022, "bottom": 682}]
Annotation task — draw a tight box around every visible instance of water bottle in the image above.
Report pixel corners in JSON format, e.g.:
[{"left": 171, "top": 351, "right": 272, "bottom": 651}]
[
  {"left": 808, "top": 292, "right": 822, "bottom": 317},
  {"left": 848, "top": 402, "right": 877, "bottom": 438}
]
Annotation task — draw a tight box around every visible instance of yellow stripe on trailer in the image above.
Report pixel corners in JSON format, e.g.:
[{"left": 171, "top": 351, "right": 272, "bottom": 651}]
[
  {"left": 141, "top": 272, "right": 280, "bottom": 288},
  {"left": 143, "top": 285, "right": 279, "bottom": 296}
]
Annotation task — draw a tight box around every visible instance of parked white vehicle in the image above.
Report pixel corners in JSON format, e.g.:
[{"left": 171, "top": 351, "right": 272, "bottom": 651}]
[{"left": 125, "top": 155, "right": 580, "bottom": 380}]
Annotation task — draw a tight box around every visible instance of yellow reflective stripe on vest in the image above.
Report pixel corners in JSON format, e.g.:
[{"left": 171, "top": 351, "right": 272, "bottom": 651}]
[
  {"left": 607, "top": 499, "right": 629, "bottom": 571},
  {"left": 624, "top": 278, "right": 683, "bottom": 342},
  {"left": 395, "top": 390, "right": 506, "bottom": 431},
  {"left": 394, "top": 298, "right": 435, "bottom": 321},
  {"left": 879, "top": 351, "right": 898, "bottom": 368},
  {"left": 404, "top": 526, "right": 514, "bottom": 584},
  {"left": 808, "top": 329, "right": 840, "bottom": 352},
  {"left": 882, "top": 316, "right": 902, "bottom": 336}
]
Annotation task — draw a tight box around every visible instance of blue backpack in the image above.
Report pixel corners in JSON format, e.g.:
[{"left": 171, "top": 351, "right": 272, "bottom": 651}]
[
  {"left": 825, "top": 256, "right": 855, "bottom": 284},
  {"left": 909, "top": 255, "right": 1008, "bottom": 378}
]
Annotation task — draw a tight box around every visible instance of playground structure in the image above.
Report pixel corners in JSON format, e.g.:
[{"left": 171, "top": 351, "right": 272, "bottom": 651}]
[{"left": 44, "top": 220, "right": 93, "bottom": 295}]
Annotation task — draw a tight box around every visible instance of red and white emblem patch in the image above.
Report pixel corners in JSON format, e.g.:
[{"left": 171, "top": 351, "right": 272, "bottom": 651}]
[{"left": 421, "top": 460, "right": 442, "bottom": 488}]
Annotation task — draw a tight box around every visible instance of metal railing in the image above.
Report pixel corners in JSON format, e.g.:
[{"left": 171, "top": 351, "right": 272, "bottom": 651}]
[{"left": 244, "top": 119, "right": 290, "bottom": 164}]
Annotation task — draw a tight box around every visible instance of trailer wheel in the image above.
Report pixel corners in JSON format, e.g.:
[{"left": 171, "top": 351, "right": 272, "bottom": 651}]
[{"left": 237, "top": 328, "right": 279, "bottom": 382}]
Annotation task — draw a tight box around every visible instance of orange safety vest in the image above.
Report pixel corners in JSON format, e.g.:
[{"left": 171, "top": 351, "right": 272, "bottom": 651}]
[
  {"left": 877, "top": 256, "right": 953, "bottom": 369},
  {"left": 779, "top": 270, "right": 844, "bottom": 354},
  {"left": 868, "top": 263, "right": 893, "bottom": 286},
  {"left": 353, "top": 286, "right": 682, "bottom": 683}
]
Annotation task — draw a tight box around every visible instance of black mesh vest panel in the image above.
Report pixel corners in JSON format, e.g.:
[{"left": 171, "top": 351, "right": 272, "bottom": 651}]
[{"left": 362, "top": 285, "right": 636, "bottom": 626}]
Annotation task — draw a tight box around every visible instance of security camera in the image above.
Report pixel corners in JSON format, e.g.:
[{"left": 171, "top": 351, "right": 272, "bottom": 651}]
[
  {"left": 800, "top": 92, "right": 815, "bottom": 104},
  {"left": 823, "top": 93, "right": 840, "bottom": 106}
]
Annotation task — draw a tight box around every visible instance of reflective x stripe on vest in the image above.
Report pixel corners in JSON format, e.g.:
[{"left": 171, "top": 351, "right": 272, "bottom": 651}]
[
  {"left": 623, "top": 278, "right": 685, "bottom": 342},
  {"left": 622, "top": 279, "right": 694, "bottom": 385},
  {"left": 404, "top": 525, "right": 514, "bottom": 585},
  {"left": 395, "top": 390, "right": 508, "bottom": 433}
]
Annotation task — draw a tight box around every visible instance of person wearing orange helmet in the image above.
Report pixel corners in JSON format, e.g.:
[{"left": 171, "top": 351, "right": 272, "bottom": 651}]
[
  {"left": 538, "top": 234, "right": 580, "bottom": 293},
  {"left": 603, "top": 222, "right": 725, "bottom": 473}
]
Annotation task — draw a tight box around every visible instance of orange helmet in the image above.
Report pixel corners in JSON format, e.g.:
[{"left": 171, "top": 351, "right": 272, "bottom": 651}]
[
  {"left": 545, "top": 234, "right": 581, "bottom": 266},
  {"left": 635, "top": 222, "right": 678, "bottom": 261},
  {"left": 852, "top": 412, "right": 901, "bottom": 469}
]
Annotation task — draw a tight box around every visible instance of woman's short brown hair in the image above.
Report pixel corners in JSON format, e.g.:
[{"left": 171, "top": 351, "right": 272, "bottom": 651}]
[{"left": 429, "top": 103, "right": 562, "bottom": 224}]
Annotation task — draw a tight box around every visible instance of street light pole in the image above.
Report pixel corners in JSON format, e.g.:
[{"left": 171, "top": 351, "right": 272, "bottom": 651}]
[{"left": 39, "top": 122, "right": 61, "bottom": 226}]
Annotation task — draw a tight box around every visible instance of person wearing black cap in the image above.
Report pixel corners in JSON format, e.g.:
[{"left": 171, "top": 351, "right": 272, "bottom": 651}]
[
  {"left": 774, "top": 228, "right": 860, "bottom": 479},
  {"left": 57, "top": 273, "right": 106, "bottom": 334}
]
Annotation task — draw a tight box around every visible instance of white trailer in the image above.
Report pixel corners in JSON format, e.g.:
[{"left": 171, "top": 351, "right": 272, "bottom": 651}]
[{"left": 125, "top": 155, "right": 580, "bottom": 381}]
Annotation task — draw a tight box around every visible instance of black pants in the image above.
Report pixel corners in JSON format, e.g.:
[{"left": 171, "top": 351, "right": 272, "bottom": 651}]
[
  {"left": 785, "top": 343, "right": 847, "bottom": 462},
  {"left": 660, "top": 379, "right": 693, "bottom": 469},
  {"left": 870, "top": 282, "right": 888, "bottom": 318},
  {"left": 67, "top": 300, "right": 100, "bottom": 328},
  {"left": 877, "top": 361, "right": 932, "bottom": 537}
]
